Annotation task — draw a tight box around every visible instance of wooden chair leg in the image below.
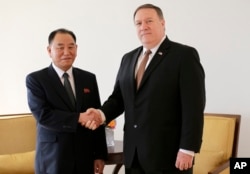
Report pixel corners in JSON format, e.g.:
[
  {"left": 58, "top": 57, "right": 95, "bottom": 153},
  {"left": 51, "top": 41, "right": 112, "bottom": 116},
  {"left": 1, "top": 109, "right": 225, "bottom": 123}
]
[{"left": 112, "top": 164, "right": 123, "bottom": 174}]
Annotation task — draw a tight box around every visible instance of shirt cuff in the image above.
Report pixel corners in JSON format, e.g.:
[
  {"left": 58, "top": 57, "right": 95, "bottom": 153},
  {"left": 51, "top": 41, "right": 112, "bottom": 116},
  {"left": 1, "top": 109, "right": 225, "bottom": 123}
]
[{"left": 179, "top": 149, "right": 195, "bottom": 156}]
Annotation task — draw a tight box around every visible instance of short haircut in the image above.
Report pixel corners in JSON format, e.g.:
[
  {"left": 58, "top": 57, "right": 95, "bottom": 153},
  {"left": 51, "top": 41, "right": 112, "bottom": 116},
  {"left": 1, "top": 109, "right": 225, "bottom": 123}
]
[
  {"left": 48, "top": 28, "right": 76, "bottom": 45},
  {"left": 133, "top": 4, "right": 164, "bottom": 20}
]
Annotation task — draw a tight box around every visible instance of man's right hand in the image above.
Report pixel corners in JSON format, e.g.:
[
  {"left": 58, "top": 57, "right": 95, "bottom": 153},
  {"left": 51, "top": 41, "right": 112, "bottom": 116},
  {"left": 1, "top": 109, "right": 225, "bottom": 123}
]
[{"left": 79, "top": 108, "right": 103, "bottom": 130}]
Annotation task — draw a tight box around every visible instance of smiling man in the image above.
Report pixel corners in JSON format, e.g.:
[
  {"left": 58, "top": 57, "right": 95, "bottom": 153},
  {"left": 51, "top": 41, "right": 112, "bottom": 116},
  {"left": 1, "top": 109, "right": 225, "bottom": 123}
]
[
  {"left": 26, "top": 28, "right": 107, "bottom": 174},
  {"left": 84, "top": 3, "right": 206, "bottom": 174}
]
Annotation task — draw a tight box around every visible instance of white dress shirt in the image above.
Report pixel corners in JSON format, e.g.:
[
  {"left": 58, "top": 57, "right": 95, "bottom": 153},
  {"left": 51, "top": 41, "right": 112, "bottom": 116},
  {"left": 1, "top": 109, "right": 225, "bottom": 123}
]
[{"left": 52, "top": 63, "right": 76, "bottom": 97}]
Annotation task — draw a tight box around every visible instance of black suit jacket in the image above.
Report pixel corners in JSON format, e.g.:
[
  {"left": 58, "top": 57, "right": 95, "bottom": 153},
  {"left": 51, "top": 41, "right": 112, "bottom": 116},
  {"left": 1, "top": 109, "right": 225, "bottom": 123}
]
[
  {"left": 101, "top": 37, "right": 205, "bottom": 171},
  {"left": 26, "top": 65, "right": 107, "bottom": 174}
]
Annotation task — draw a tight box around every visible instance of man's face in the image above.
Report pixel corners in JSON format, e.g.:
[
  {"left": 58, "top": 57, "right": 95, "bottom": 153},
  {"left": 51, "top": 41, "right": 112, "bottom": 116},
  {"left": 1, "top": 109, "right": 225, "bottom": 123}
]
[
  {"left": 47, "top": 33, "right": 77, "bottom": 71},
  {"left": 134, "top": 8, "right": 165, "bottom": 49}
]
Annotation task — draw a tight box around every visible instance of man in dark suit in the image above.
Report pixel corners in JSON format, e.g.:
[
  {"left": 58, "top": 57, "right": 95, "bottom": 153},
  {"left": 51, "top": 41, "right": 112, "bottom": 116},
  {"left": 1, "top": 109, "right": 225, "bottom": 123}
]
[
  {"left": 26, "top": 28, "right": 107, "bottom": 174},
  {"left": 83, "top": 4, "right": 205, "bottom": 174}
]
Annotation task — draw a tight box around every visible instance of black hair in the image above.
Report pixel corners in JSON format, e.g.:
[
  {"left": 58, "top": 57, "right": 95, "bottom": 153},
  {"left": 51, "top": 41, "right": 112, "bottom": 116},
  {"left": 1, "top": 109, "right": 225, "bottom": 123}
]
[{"left": 48, "top": 28, "right": 76, "bottom": 45}]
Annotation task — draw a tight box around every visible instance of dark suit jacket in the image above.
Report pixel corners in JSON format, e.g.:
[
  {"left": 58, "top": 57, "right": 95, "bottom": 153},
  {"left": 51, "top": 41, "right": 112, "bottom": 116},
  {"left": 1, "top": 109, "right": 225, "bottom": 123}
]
[
  {"left": 26, "top": 65, "right": 107, "bottom": 174},
  {"left": 101, "top": 37, "right": 205, "bottom": 171}
]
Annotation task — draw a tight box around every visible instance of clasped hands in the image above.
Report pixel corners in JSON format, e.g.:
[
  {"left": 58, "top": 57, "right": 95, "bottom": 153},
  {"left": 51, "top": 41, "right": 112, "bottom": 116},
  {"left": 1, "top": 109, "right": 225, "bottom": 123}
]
[{"left": 79, "top": 108, "right": 103, "bottom": 130}]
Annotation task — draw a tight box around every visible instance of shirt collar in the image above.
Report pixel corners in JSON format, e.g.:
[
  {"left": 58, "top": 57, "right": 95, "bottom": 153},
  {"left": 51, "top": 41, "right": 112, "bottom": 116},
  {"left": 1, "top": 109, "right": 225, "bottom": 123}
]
[
  {"left": 143, "top": 35, "right": 166, "bottom": 56},
  {"left": 52, "top": 63, "right": 73, "bottom": 78}
]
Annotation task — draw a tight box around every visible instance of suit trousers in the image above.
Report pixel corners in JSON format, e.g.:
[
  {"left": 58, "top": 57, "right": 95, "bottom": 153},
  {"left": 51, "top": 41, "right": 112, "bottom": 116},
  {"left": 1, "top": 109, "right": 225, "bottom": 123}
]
[{"left": 125, "top": 150, "right": 193, "bottom": 174}]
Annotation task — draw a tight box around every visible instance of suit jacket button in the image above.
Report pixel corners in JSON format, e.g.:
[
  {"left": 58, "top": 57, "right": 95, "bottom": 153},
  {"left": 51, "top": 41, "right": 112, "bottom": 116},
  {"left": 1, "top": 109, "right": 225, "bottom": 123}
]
[{"left": 134, "top": 124, "right": 137, "bottom": 128}]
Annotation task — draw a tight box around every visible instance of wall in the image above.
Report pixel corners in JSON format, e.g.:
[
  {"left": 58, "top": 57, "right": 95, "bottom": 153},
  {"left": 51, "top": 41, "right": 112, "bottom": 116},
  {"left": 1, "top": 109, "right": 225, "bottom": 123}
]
[{"left": 0, "top": 0, "right": 249, "bottom": 158}]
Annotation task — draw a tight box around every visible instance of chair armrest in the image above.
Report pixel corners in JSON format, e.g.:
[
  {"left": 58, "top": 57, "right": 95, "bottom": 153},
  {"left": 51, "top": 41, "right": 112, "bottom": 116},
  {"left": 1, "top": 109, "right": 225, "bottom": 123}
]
[{"left": 208, "top": 160, "right": 229, "bottom": 174}]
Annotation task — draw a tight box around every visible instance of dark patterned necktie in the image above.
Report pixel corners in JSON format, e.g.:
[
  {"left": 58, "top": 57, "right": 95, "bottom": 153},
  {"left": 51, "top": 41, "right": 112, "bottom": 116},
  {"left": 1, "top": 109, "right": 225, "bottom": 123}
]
[
  {"left": 136, "top": 50, "right": 152, "bottom": 89},
  {"left": 63, "top": 73, "right": 76, "bottom": 108}
]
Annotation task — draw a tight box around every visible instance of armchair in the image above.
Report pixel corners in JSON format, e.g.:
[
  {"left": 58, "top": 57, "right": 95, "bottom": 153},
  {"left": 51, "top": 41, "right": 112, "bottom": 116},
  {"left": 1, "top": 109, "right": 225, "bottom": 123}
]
[
  {"left": 193, "top": 113, "right": 241, "bottom": 174},
  {"left": 0, "top": 113, "right": 36, "bottom": 174}
]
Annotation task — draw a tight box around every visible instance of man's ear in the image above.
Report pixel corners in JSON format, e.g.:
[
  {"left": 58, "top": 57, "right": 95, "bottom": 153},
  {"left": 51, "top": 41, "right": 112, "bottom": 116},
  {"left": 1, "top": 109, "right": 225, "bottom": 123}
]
[
  {"left": 47, "top": 46, "right": 51, "bottom": 53},
  {"left": 161, "top": 19, "right": 165, "bottom": 26},
  {"left": 47, "top": 46, "right": 52, "bottom": 58}
]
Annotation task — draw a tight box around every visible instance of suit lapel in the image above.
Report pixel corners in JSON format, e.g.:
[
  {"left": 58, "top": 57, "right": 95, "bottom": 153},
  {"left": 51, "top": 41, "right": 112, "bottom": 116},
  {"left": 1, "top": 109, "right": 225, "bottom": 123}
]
[
  {"left": 48, "top": 65, "right": 76, "bottom": 111},
  {"left": 131, "top": 48, "right": 143, "bottom": 91},
  {"left": 138, "top": 38, "right": 171, "bottom": 90},
  {"left": 72, "top": 69, "right": 83, "bottom": 111}
]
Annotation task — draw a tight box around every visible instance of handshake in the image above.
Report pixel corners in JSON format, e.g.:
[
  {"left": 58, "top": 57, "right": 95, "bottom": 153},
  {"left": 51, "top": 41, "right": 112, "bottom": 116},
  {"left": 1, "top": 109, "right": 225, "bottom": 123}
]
[{"left": 78, "top": 108, "right": 104, "bottom": 130}]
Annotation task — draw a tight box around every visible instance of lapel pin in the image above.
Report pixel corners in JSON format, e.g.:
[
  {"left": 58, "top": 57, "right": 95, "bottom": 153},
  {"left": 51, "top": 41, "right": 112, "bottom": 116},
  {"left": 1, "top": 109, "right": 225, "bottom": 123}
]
[
  {"left": 83, "top": 88, "right": 90, "bottom": 93},
  {"left": 158, "top": 52, "right": 163, "bottom": 55}
]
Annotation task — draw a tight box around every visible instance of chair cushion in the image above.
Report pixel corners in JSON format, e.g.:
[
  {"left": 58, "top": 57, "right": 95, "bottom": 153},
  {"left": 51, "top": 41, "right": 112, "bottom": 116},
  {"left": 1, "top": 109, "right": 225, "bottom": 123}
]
[
  {"left": 0, "top": 150, "right": 35, "bottom": 174},
  {"left": 193, "top": 150, "right": 224, "bottom": 174},
  {"left": 201, "top": 116, "right": 236, "bottom": 160}
]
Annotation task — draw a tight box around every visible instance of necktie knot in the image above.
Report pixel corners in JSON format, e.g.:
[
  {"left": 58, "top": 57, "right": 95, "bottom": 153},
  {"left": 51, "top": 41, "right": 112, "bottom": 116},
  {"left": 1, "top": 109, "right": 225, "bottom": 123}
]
[
  {"left": 144, "top": 49, "right": 152, "bottom": 56},
  {"left": 63, "top": 72, "right": 69, "bottom": 79}
]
